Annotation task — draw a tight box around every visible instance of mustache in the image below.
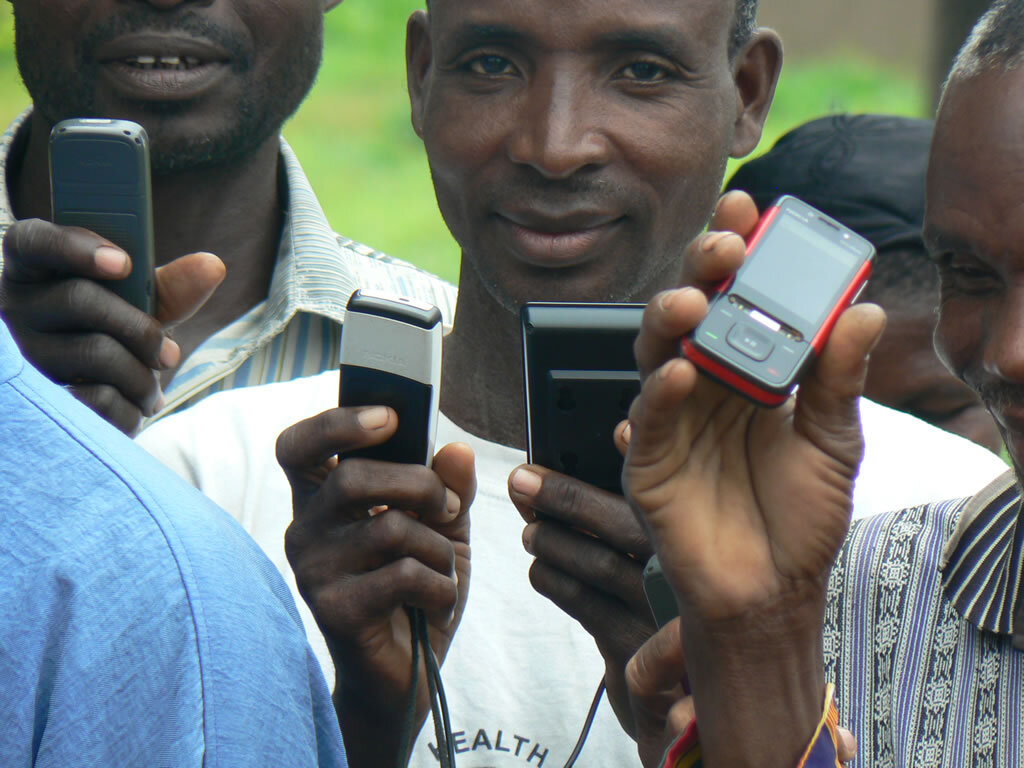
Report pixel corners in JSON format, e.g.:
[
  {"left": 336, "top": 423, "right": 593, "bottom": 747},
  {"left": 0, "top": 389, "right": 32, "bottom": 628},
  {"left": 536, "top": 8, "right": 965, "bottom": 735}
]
[
  {"left": 77, "top": 9, "right": 251, "bottom": 71},
  {"left": 966, "top": 376, "right": 1024, "bottom": 413},
  {"left": 485, "top": 170, "right": 632, "bottom": 213}
]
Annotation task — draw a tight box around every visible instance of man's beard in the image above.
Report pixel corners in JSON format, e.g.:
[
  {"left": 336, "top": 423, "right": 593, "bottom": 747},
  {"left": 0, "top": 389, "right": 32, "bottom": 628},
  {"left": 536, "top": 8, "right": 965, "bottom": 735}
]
[{"left": 13, "top": 7, "right": 322, "bottom": 174}]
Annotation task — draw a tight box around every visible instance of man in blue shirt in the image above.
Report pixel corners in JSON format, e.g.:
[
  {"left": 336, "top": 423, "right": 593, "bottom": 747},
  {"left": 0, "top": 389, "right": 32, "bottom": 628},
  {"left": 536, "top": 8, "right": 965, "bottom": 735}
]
[{"left": 0, "top": 314, "right": 347, "bottom": 767}]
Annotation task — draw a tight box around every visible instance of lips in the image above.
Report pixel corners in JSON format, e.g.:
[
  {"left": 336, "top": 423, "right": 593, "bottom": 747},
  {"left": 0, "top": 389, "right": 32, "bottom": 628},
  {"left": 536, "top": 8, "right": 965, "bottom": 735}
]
[
  {"left": 496, "top": 209, "right": 624, "bottom": 267},
  {"left": 97, "top": 35, "right": 231, "bottom": 101}
]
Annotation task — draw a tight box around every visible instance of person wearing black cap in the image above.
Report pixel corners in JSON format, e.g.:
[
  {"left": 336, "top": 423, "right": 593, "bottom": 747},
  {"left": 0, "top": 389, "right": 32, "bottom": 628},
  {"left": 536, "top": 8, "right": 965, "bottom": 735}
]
[{"left": 726, "top": 114, "right": 1002, "bottom": 453}]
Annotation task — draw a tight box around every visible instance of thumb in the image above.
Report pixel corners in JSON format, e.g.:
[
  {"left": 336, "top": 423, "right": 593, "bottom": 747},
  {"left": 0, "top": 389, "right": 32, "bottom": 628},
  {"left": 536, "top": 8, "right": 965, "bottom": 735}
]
[
  {"left": 428, "top": 442, "right": 477, "bottom": 529},
  {"left": 794, "top": 302, "right": 887, "bottom": 469},
  {"left": 154, "top": 251, "right": 226, "bottom": 328}
]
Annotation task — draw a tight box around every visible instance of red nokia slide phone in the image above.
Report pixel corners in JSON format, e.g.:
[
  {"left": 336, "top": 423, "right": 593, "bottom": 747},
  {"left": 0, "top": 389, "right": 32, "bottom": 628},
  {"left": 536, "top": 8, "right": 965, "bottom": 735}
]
[{"left": 682, "top": 195, "right": 874, "bottom": 406}]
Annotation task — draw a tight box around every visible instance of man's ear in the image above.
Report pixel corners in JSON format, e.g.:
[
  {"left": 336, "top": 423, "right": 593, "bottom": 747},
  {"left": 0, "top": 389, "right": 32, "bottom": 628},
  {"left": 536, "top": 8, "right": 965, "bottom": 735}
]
[
  {"left": 406, "top": 10, "right": 432, "bottom": 140},
  {"left": 729, "top": 30, "right": 783, "bottom": 158}
]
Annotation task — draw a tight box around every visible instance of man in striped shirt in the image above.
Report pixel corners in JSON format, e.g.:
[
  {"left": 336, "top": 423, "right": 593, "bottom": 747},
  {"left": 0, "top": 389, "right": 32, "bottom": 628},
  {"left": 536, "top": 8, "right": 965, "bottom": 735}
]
[
  {"left": 624, "top": 2, "right": 1024, "bottom": 766},
  {"left": 0, "top": 0, "right": 455, "bottom": 435}
]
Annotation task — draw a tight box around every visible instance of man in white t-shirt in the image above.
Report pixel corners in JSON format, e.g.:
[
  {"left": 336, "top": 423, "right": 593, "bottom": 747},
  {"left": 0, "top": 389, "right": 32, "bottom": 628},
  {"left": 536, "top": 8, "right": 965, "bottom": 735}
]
[{"left": 140, "top": 2, "right": 1006, "bottom": 767}]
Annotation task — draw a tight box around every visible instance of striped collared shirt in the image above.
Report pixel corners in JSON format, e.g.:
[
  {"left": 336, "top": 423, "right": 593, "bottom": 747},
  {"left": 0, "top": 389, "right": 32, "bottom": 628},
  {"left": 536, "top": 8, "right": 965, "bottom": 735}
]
[
  {"left": 0, "top": 109, "right": 458, "bottom": 427},
  {"left": 825, "top": 469, "right": 1024, "bottom": 767}
]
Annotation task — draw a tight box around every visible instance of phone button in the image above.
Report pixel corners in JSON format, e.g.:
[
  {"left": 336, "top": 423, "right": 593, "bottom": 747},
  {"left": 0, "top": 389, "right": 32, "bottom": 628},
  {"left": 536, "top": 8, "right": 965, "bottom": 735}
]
[{"left": 727, "top": 323, "right": 774, "bottom": 362}]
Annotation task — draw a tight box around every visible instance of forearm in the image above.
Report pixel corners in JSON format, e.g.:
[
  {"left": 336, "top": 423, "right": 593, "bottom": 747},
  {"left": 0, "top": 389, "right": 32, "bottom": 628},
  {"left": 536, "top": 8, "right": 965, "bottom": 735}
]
[
  {"left": 334, "top": 685, "right": 425, "bottom": 768},
  {"left": 679, "top": 584, "right": 827, "bottom": 768}
]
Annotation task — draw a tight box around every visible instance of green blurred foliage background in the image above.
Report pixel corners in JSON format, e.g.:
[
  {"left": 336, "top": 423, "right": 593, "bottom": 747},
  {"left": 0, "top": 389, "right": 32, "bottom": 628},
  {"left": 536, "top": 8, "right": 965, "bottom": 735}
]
[{"left": 0, "top": 1, "right": 928, "bottom": 284}]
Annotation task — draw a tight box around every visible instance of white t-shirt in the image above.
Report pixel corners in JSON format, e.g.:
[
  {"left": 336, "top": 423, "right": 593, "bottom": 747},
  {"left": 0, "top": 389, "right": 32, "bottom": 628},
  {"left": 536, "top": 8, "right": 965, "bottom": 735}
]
[{"left": 137, "top": 370, "right": 1007, "bottom": 766}]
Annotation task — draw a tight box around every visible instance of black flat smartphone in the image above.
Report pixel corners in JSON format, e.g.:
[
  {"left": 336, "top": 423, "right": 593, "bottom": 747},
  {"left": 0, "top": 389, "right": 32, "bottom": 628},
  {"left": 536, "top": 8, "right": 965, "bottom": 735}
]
[
  {"left": 682, "top": 195, "right": 874, "bottom": 407},
  {"left": 338, "top": 290, "right": 442, "bottom": 466},
  {"left": 49, "top": 118, "right": 157, "bottom": 315},
  {"left": 521, "top": 302, "right": 644, "bottom": 494},
  {"left": 642, "top": 555, "right": 678, "bottom": 629}
]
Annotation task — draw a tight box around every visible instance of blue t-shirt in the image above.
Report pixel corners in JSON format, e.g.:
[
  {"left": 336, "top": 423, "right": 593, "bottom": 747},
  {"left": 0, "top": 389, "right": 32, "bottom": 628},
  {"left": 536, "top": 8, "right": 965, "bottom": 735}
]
[{"left": 0, "top": 320, "right": 347, "bottom": 767}]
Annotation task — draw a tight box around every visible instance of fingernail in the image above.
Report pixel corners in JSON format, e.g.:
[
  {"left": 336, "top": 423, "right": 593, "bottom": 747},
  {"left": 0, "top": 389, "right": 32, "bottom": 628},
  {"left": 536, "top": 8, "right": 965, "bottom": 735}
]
[
  {"left": 659, "top": 290, "right": 681, "bottom": 312},
  {"left": 511, "top": 467, "right": 542, "bottom": 497},
  {"left": 701, "top": 231, "right": 731, "bottom": 252},
  {"left": 152, "top": 393, "right": 165, "bottom": 415},
  {"left": 357, "top": 406, "right": 390, "bottom": 430},
  {"left": 94, "top": 246, "right": 128, "bottom": 276},
  {"left": 522, "top": 523, "right": 536, "bottom": 553},
  {"left": 622, "top": 422, "right": 632, "bottom": 445},
  {"left": 159, "top": 338, "right": 180, "bottom": 369},
  {"left": 445, "top": 489, "right": 461, "bottom": 518}
]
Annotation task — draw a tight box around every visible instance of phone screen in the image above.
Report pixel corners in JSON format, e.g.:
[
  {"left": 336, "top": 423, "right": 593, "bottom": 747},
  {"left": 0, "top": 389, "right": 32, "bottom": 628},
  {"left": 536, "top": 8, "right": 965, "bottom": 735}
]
[{"left": 733, "top": 210, "right": 869, "bottom": 334}]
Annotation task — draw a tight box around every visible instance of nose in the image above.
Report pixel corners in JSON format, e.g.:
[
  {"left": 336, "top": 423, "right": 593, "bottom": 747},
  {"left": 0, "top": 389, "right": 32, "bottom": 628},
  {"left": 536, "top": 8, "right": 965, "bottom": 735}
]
[
  {"left": 983, "top": 287, "right": 1024, "bottom": 383},
  {"left": 506, "top": 67, "right": 612, "bottom": 180}
]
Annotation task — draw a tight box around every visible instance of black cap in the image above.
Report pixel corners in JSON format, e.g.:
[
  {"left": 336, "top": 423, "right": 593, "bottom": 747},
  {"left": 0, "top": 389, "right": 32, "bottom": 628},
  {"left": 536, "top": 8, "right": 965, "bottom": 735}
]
[{"left": 725, "top": 114, "right": 933, "bottom": 253}]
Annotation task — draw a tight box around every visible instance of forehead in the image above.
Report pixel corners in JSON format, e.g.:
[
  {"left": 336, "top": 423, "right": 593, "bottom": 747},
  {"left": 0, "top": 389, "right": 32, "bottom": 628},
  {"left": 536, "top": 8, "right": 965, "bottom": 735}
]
[
  {"left": 926, "top": 68, "right": 1024, "bottom": 257},
  {"left": 427, "top": 0, "right": 734, "bottom": 53}
]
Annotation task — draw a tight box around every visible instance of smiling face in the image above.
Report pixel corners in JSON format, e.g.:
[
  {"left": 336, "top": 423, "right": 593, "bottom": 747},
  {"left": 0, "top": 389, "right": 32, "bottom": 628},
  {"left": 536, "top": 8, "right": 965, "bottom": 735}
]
[
  {"left": 407, "top": 0, "right": 779, "bottom": 312},
  {"left": 927, "top": 67, "right": 1024, "bottom": 474},
  {"left": 11, "top": 0, "right": 328, "bottom": 173}
]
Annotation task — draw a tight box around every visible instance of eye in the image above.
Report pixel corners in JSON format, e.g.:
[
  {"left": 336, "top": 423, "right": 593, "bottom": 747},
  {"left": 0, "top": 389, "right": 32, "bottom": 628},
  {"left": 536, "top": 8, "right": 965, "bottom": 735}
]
[
  {"left": 618, "top": 60, "right": 671, "bottom": 82},
  {"left": 937, "top": 253, "right": 1000, "bottom": 295},
  {"left": 467, "top": 54, "right": 516, "bottom": 76}
]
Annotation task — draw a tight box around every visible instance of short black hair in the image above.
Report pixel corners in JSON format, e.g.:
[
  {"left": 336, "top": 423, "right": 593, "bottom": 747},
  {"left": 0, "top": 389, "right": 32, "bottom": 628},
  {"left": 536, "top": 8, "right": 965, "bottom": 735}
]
[
  {"left": 945, "top": 0, "right": 1024, "bottom": 94},
  {"left": 731, "top": 0, "right": 758, "bottom": 57}
]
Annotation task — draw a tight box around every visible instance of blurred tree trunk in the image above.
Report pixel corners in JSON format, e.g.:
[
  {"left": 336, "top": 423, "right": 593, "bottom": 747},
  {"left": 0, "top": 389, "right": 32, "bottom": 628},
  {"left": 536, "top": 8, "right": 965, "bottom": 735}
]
[{"left": 933, "top": 0, "right": 991, "bottom": 103}]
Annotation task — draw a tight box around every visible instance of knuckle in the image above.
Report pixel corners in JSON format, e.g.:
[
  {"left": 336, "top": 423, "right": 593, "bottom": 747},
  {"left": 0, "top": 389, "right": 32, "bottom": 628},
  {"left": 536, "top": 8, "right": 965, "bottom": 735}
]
[
  {"left": 392, "top": 555, "right": 423, "bottom": 586},
  {"left": 367, "top": 509, "right": 411, "bottom": 554}
]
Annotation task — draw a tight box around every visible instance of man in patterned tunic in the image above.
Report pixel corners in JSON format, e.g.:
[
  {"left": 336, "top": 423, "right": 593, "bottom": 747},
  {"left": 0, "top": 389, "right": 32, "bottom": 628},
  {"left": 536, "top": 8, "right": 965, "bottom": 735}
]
[{"left": 621, "top": 1, "right": 1024, "bottom": 766}]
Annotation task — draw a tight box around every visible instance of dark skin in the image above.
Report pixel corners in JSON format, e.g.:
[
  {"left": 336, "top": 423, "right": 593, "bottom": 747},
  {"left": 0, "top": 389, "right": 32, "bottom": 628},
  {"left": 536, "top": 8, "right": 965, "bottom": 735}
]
[
  {"left": 623, "top": 190, "right": 887, "bottom": 767},
  {"left": 864, "top": 302, "right": 1003, "bottom": 453},
  {"left": 622, "top": 67, "right": 1024, "bottom": 768},
  {"left": 276, "top": 405, "right": 477, "bottom": 768},
  {"left": 278, "top": 1, "right": 781, "bottom": 762},
  {"left": 927, "top": 67, "right": 1024, "bottom": 479},
  {"left": 0, "top": 0, "right": 341, "bottom": 434}
]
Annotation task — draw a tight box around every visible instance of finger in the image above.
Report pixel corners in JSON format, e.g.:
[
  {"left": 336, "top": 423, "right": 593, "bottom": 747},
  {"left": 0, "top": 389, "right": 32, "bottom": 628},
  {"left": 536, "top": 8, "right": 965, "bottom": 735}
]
[
  {"left": 633, "top": 287, "right": 709, "bottom": 378},
  {"left": 154, "top": 251, "right": 226, "bottom": 328},
  {"left": 429, "top": 441, "right": 476, "bottom": 526},
  {"left": 678, "top": 191, "right": 760, "bottom": 291},
  {"left": 625, "top": 618, "right": 686, "bottom": 700},
  {"left": 19, "top": 330, "right": 162, "bottom": 415},
  {"left": 315, "top": 458, "right": 448, "bottom": 526},
  {"left": 67, "top": 383, "right": 144, "bottom": 435},
  {"left": 309, "top": 554, "right": 459, "bottom": 631},
  {"left": 524, "top": 519, "right": 651, "bottom": 605},
  {"left": 9, "top": 278, "right": 172, "bottom": 370},
  {"left": 527, "top": 559, "right": 653, "bottom": 661},
  {"left": 277, "top": 405, "right": 398, "bottom": 491},
  {"left": 288, "top": 506, "right": 457, "bottom": 582},
  {"left": 794, "top": 303, "right": 887, "bottom": 468},
  {"left": 614, "top": 419, "right": 631, "bottom": 457},
  {"left": 837, "top": 726, "right": 858, "bottom": 763},
  {"left": 665, "top": 696, "right": 697, "bottom": 738},
  {"left": 511, "top": 467, "right": 651, "bottom": 557},
  {"left": 1, "top": 220, "right": 131, "bottom": 282},
  {"left": 623, "top": 357, "right": 702, "bottom": 504}
]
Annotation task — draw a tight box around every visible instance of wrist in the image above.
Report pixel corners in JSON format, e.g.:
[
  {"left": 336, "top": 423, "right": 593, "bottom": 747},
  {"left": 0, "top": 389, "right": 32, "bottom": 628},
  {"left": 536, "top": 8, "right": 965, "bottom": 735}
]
[
  {"left": 678, "top": 583, "right": 827, "bottom": 768},
  {"left": 334, "top": 683, "right": 415, "bottom": 768}
]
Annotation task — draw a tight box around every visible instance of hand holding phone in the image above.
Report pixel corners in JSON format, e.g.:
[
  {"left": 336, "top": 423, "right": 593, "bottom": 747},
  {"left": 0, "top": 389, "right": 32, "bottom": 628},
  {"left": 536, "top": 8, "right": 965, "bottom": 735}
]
[
  {"left": 521, "top": 302, "right": 643, "bottom": 494},
  {"left": 682, "top": 195, "right": 874, "bottom": 406},
  {"left": 49, "top": 118, "right": 157, "bottom": 314},
  {"left": 338, "top": 290, "right": 442, "bottom": 465}
]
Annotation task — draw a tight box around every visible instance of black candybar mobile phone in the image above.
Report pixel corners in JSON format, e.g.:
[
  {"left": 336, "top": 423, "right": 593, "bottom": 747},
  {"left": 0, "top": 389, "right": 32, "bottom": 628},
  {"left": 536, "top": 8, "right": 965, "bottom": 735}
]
[
  {"left": 339, "top": 290, "right": 442, "bottom": 466},
  {"left": 682, "top": 195, "right": 874, "bottom": 406},
  {"left": 49, "top": 118, "right": 157, "bottom": 314},
  {"left": 522, "top": 303, "right": 643, "bottom": 494}
]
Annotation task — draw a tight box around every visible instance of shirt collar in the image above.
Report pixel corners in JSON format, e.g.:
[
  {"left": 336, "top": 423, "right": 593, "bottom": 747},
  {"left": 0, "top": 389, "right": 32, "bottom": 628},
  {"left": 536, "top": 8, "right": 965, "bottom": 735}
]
[
  {"left": 0, "top": 108, "right": 32, "bottom": 231},
  {"left": 940, "top": 468, "right": 1024, "bottom": 635}
]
